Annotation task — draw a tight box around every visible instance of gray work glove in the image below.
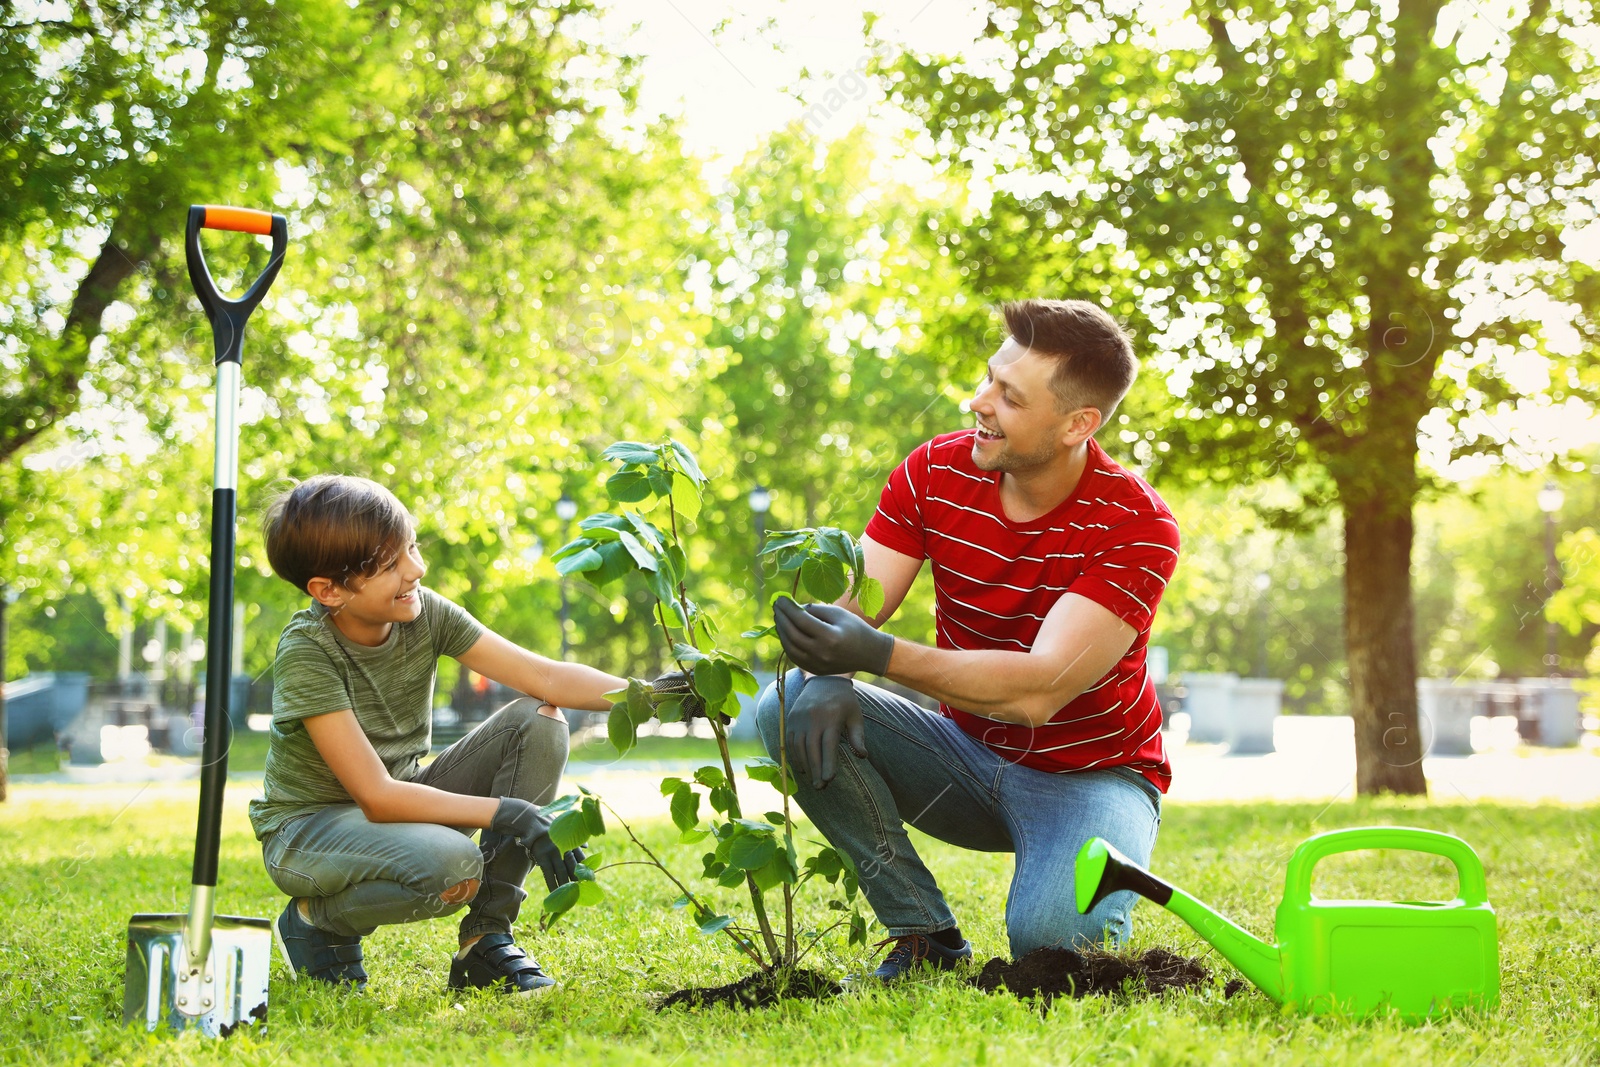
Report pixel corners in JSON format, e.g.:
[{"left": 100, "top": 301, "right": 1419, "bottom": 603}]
[
  {"left": 648, "top": 670, "right": 709, "bottom": 721},
  {"left": 773, "top": 597, "right": 895, "bottom": 677},
  {"left": 490, "top": 797, "right": 583, "bottom": 891},
  {"left": 784, "top": 675, "right": 869, "bottom": 790}
]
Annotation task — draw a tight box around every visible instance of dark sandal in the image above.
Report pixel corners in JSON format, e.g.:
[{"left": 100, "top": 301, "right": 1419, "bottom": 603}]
[{"left": 448, "top": 933, "right": 556, "bottom": 995}]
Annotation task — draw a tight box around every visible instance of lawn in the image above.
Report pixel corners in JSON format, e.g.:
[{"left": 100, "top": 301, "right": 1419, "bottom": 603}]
[{"left": 0, "top": 791, "right": 1594, "bottom": 1066}]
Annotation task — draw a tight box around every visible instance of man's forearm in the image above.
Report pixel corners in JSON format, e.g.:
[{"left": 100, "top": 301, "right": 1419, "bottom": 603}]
[{"left": 884, "top": 639, "right": 1067, "bottom": 726}]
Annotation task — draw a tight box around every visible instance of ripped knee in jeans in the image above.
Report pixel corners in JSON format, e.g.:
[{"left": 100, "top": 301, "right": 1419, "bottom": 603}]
[{"left": 440, "top": 877, "right": 481, "bottom": 905}]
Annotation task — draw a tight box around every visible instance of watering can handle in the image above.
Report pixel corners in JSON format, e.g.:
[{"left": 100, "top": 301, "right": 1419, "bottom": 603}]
[{"left": 1282, "top": 827, "right": 1488, "bottom": 907}]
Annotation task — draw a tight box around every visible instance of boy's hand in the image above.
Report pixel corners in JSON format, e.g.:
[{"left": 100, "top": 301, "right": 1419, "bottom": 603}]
[
  {"left": 491, "top": 797, "right": 578, "bottom": 891},
  {"left": 649, "top": 670, "right": 708, "bottom": 721}
]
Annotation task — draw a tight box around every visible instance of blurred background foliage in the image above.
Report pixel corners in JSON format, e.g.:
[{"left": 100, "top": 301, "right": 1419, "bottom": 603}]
[{"left": 3, "top": 0, "right": 1596, "bottom": 727}]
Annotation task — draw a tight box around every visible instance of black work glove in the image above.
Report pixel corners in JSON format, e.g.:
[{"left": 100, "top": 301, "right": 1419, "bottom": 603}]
[
  {"left": 783, "top": 674, "right": 869, "bottom": 790},
  {"left": 773, "top": 597, "right": 895, "bottom": 677},
  {"left": 649, "top": 670, "right": 708, "bottom": 721},
  {"left": 490, "top": 797, "right": 583, "bottom": 891}
]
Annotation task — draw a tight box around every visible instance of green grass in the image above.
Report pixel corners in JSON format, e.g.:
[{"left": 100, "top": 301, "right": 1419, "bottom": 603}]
[
  {"left": 4, "top": 743, "right": 63, "bottom": 775},
  {"left": 1, "top": 793, "right": 1595, "bottom": 1065}
]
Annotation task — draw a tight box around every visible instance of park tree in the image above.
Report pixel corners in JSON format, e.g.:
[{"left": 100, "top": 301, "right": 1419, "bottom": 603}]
[
  {"left": 883, "top": 0, "right": 1600, "bottom": 793},
  {"left": 0, "top": 0, "right": 707, "bottom": 794},
  {"left": 695, "top": 125, "right": 970, "bottom": 644}
]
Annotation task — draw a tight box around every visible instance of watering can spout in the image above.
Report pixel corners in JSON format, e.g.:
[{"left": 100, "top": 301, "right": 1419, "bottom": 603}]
[{"left": 1076, "top": 838, "right": 1285, "bottom": 1003}]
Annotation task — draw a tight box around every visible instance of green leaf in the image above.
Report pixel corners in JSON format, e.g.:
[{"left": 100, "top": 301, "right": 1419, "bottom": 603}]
[
  {"left": 607, "top": 705, "right": 635, "bottom": 754},
  {"left": 577, "top": 879, "right": 605, "bottom": 905},
  {"left": 750, "top": 850, "right": 797, "bottom": 891},
  {"left": 671, "top": 470, "right": 701, "bottom": 522},
  {"left": 577, "top": 514, "right": 631, "bottom": 541},
  {"left": 669, "top": 783, "right": 700, "bottom": 832},
  {"left": 588, "top": 541, "right": 636, "bottom": 586},
  {"left": 626, "top": 677, "right": 652, "bottom": 723},
  {"left": 647, "top": 466, "right": 673, "bottom": 498},
  {"left": 815, "top": 526, "right": 854, "bottom": 568},
  {"left": 849, "top": 911, "right": 868, "bottom": 947},
  {"left": 726, "top": 832, "right": 775, "bottom": 870},
  {"left": 549, "top": 809, "right": 589, "bottom": 853},
  {"left": 554, "top": 545, "right": 603, "bottom": 576},
  {"left": 709, "top": 785, "right": 738, "bottom": 815},
  {"left": 542, "top": 880, "right": 581, "bottom": 919},
  {"left": 800, "top": 556, "right": 848, "bottom": 603},
  {"left": 693, "top": 765, "right": 727, "bottom": 789},
  {"left": 606, "top": 468, "right": 654, "bottom": 503},
  {"left": 551, "top": 537, "right": 597, "bottom": 561},
  {"left": 693, "top": 657, "right": 733, "bottom": 706},
  {"left": 857, "top": 577, "right": 885, "bottom": 620},
  {"left": 764, "top": 811, "right": 786, "bottom": 825},
  {"left": 746, "top": 758, "right": 794, "bottom": 795},
  {"left": 741, "top": 624, "right": 776, "bottom": 639},
  {"left": 672, "top": 642, "right": 707, "bottom": 662},
  {"left": 659, "top": 776, "right": 686, "bottom": 796},
  {"left": 654, "top": 695, "right": 684, "bottom": 723},
  {"left": 729, "top": 665, "right": 760, "bottom": 697},
  {"left": 617, "top": 530, "right": 659, "bottom": 571},
  {"left": 716, "top": 866, "right": 747, "bottom": 889},
  {"left": 580, "top": 796, "right": 605, "bottom": 836},
  {"left": 668, "top": 439, "right": 707, "bottom": 484},
  {"left": 697, "top": 913, "right": 735, "bottom": 935},
  {"left": 602, "top": 441, "right": 663, "bottom": 466},
  {"left": 679, "top": 827, "right": 711, "bottom": 843}
]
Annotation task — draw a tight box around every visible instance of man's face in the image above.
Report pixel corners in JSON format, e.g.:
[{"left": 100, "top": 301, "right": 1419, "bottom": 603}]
[{"left": 968, "top": 340, "right": 1088, "bottom": 473}]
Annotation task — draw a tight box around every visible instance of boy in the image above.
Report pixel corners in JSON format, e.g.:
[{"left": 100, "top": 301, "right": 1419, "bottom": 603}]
[{"left": 250, "top": 475, "right": 674, "bottom": 994}]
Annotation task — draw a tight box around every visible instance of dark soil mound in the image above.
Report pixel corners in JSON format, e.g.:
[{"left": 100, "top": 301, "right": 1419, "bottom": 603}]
[
  {"left": 973, "top": 946, "right": 1216, "bottom": 1006},
  {"left": 657, "top": 968, "right": 841, "bottom": 1012}
]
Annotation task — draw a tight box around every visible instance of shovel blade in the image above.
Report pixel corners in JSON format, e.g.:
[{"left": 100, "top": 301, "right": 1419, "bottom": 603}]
[{"left": 124, "top": 912, "right": 271, "bottom": 1037}]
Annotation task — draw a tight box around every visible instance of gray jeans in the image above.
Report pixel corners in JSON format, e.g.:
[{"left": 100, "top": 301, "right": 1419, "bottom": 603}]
[
  {"left": 755, "top": 670, "right": 1161, "bottom": 956},
  {"left": 261, "top": 698, "right": 568, "bottom": 940}
]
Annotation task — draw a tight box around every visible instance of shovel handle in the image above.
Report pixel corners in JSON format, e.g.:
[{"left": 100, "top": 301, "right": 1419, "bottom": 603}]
[
  {"left": 185, "top": 205, "right": 288, "bottom": 366},
  {"left": 1283, "top": 826, "right": 1488, "bottom": 907}
]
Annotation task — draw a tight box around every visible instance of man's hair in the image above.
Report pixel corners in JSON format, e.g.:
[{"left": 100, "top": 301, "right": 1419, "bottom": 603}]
[
  {"left": 1001, "top": 299, "right": 1137, "bottom": 419},
  {"left": 262, "top": 475, "right": 415, "bottom": 594}
]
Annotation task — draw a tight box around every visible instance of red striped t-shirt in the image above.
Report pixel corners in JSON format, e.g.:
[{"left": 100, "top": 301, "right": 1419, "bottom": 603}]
[{"left": 864, "top": 430, "right": 1179, "bottom": 792}]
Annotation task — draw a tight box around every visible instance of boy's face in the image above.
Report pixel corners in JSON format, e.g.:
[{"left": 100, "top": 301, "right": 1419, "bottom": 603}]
[{"left": 323, "top": 538, "right": 427, "bottom": 630}]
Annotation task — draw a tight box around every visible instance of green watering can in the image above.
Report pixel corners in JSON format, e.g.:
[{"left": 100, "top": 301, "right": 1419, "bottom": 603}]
[{"left": 1076, "top": 826, "right": 1499, "bottom": 1020}]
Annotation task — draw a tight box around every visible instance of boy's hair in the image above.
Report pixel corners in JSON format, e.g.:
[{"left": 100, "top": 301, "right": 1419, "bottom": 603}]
[
  {"left": 1002, "top": 299, "right": 1137, "bottom": 420},
  {"left": 262, "top": 475, "right": 415, "bottom": 594}
]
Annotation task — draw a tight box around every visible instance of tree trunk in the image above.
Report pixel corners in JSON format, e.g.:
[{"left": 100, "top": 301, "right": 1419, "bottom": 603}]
[{"left": 1341, "top": 484, "right": 1428, "bottom": 795}]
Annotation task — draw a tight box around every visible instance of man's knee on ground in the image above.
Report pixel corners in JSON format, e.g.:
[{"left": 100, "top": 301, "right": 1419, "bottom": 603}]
[
  {"left": 440, "top": 877, "right": 480, "bottom": 905},
  {"left": 1008, "top": 907, "right": 1129, "bottom": 959}
]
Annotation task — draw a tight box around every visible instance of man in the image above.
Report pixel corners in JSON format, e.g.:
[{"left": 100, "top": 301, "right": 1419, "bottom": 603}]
[{"left": 756, "top": 298, "right": 1179, "bottom": 979}]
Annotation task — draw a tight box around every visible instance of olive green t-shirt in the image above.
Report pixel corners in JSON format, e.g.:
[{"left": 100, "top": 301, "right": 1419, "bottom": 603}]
[{"left": 247, "top": 586, "right": 485, "bottom": 840}]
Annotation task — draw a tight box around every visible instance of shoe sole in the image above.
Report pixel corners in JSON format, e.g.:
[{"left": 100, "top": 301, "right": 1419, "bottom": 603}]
[{"left": 272, "top": 910, "right": 300, "bottom": 982}]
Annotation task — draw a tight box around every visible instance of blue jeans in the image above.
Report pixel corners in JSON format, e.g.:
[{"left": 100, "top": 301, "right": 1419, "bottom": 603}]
[
  {"left": 754, "top": 670, "right": 1162, "bottom": 957},
  {"left": 261, "top": 699, "right": 568, "bottom": 940}
]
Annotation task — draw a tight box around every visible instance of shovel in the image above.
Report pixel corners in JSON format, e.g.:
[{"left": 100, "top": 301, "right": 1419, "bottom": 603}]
[{"left": 123, "top": 205, "right": 287, "bottom": 1036}]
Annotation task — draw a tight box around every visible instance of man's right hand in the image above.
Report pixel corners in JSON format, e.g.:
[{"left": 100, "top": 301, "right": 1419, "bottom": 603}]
[
  {"left": 783, "top": 675, "right": 869, "bottom": 790},
  {"left": 490, "top": 797, "right": 579, "bottom": 891}
]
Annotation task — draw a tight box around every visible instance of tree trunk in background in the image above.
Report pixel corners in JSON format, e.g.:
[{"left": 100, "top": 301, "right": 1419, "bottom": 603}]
[{"left": 1342, "top": 484, "right": 1428, "bottom": 795}]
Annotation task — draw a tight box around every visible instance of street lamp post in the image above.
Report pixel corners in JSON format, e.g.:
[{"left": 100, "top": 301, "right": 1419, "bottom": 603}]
[
  {"left": 748, "top": 485, "right": 771, "bottom": 667},
  {"left": 556, "top": 495, "right": 578, "bottom": 661},
  {"left": 1537, "top": 480, "right": 1565, "bottom": 677}
]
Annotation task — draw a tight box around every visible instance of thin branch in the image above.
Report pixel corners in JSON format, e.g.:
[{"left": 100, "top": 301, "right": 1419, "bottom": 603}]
[{"left": 599, "top": 798, "right": 764, "bottom": 968}]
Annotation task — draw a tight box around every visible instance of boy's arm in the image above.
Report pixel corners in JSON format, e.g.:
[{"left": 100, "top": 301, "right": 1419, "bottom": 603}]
[
  {"left": 454, "top": 630, "right": 626, "bottom": 712},
  {"left": 303, "top": 710, "right": 501, "bottom": 826}
]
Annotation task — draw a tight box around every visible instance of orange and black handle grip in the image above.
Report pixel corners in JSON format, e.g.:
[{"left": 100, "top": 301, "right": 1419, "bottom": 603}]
[{"left": 184, "top": 204, "right": 288, "bottom": 366}]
